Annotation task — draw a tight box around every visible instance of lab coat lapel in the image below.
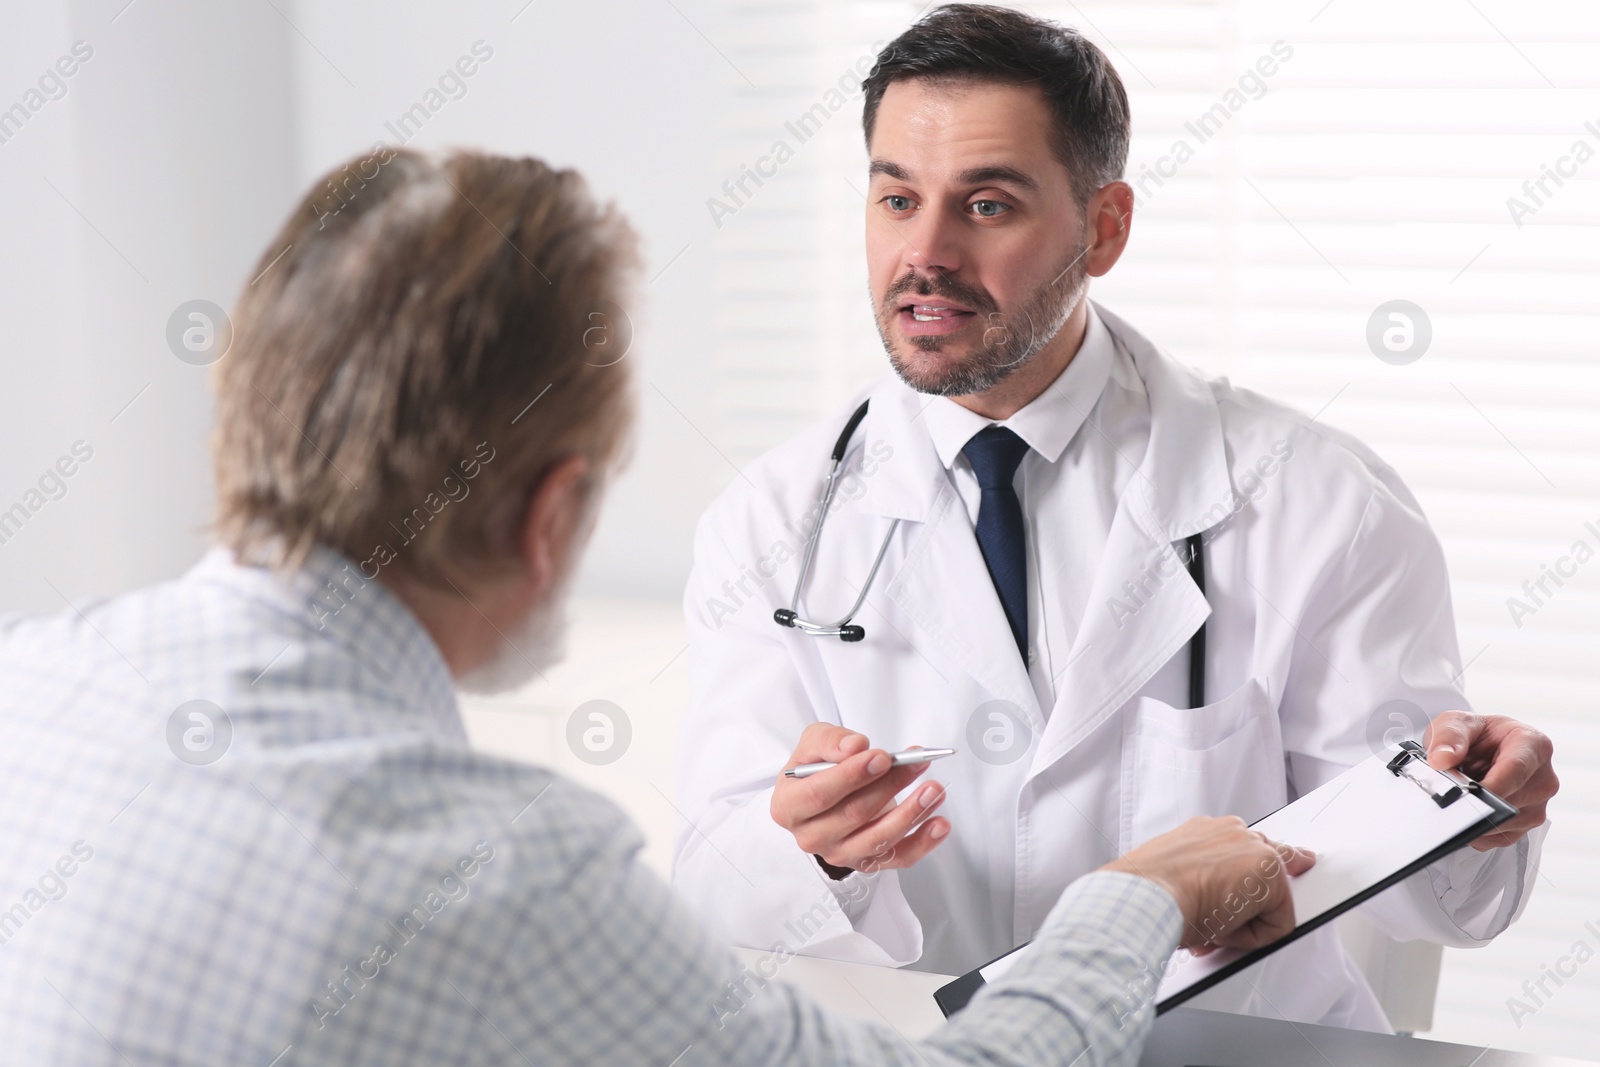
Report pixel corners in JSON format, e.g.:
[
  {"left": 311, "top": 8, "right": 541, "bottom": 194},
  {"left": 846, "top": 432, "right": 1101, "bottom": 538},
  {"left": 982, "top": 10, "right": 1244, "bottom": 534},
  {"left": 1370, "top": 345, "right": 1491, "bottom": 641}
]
[
  {"left": 858, "top": 381, "right": 1042, "bottom": 723},
  {"left": 885, "top": 486, "right": 1042, "bottom": 722},
  {"left": 1029, "top": 504, "right": 1209, "bottom": 775},
  {"left": 1029, "top": 304, "right": 1234, "bottom": 776}
]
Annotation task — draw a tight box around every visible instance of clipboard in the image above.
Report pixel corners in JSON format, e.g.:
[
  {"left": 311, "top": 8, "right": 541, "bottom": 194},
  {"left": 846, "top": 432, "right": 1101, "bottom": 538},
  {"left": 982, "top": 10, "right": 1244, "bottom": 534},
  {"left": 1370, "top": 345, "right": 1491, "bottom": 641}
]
[{"left": 933, "top": 741, "right": 1517, "bottom": 1018}]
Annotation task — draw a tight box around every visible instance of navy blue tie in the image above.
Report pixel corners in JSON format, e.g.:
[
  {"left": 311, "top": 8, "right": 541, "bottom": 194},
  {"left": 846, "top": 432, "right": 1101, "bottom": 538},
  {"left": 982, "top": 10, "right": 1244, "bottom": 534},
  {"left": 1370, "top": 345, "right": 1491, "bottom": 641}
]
[{"left": 962, "top": 426, "right": 1031, "bottom": 660}]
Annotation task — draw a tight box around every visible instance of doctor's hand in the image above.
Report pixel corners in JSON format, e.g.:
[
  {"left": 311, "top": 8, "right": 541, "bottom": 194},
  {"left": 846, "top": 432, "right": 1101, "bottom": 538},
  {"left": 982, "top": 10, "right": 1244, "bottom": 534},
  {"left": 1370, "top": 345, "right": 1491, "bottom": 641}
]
[
  {"left": 1102, "top": 816, "right": 1315, "bottom": 954},
  {"left": 1425, "top": 711, "right": 1559, "bottom": 851},
  {"left": 772, "top": 724, "right": 950, "bottom": 878}
]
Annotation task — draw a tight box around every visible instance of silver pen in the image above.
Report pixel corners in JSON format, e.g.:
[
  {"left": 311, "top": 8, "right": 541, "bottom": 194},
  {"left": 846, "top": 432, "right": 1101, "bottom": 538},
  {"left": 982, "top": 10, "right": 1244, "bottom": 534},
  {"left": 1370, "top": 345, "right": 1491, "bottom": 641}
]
[{"left": 784, "top": 747, "right": 957, "bottom": 779}]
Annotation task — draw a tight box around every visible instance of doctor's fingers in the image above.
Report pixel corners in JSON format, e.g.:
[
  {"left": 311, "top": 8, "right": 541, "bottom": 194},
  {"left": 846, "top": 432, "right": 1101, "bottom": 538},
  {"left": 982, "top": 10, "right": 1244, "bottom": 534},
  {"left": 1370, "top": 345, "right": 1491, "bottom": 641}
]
[
  {"left": 1422, "top": 711, "right": 1552, "bottom": 785},
  {"left": 778, "top": 755, "right": 931, "bottom": 832},
  {"left": 1470, "top": 784, "right": 1557, "bottom": 852},
  {"left": 1471, "top": 821, "right": 1532, "bottom": 852},
  {"left": 790, "top": 777, "right": 934, "bottom": 866},
  {"left": 785, "top": 723, "right": 871, "bottom": 767},
  {"left": 809, "top": 764, "right": 938, "bottom": 847},
  {"left": 772, "top": 725, "right": 887, "bottom": 824},
  {"left": 1423, "top": 715, "right": 1558, "bottom": 844},
  {"left": 826, "top": 786, "right": 949, "bottom": 871},
  {"left": 1422, "top": 710, "right": 1479, "bottom": 770},
  {"left": 1474, "top": 723, "right": 1558, "bottom": 808}
]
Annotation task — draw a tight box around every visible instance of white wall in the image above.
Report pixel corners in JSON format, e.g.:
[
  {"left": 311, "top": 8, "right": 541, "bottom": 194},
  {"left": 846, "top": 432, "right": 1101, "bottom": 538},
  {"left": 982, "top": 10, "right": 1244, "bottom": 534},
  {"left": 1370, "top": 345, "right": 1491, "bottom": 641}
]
[
  {"left": 284, "top": 0, "right": 729, "bottom": 602},
  {"left": 0, "top": 0, "right": 738, "bottom": 612},
  {"left": 0, "top": 1, "right": 299, "bottom": 611}
]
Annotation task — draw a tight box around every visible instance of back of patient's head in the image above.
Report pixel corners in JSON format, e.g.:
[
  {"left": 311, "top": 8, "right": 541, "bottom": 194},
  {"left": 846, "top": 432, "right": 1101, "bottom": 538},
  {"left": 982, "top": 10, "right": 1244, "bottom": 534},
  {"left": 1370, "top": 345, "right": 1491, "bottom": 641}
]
[{"left": 212, "top": 147, "right": 637, "bottom": 591}]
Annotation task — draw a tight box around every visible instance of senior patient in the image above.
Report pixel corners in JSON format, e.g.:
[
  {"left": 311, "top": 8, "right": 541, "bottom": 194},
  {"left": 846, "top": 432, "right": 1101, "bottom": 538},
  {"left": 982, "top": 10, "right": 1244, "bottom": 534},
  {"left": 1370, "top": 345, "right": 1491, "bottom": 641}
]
[{"left": 0, "top": 147, "right": 1309, "bottom": 1066}]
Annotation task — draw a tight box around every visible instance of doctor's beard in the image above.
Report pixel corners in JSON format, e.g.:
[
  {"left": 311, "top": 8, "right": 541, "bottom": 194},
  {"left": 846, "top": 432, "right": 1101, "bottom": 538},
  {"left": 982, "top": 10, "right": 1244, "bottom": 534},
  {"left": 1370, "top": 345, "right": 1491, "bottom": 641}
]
[{"left": 875, "top": 239, "right": 1091, "bottom": 398}]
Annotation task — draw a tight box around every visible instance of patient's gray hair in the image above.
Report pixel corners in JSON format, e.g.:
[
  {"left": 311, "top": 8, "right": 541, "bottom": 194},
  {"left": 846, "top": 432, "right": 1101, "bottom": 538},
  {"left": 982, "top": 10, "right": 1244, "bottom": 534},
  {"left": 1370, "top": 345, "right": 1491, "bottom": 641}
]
[{"left": 213, "top": 147, "right": 637, "bottom": 588}]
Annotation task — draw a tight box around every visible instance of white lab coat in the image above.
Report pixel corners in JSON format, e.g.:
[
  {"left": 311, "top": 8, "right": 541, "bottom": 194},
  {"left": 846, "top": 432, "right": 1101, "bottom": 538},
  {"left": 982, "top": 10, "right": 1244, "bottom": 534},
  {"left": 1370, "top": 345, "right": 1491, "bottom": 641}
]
[{"left": 672, "top": 303, "right": 1544, "bottom": 1031}]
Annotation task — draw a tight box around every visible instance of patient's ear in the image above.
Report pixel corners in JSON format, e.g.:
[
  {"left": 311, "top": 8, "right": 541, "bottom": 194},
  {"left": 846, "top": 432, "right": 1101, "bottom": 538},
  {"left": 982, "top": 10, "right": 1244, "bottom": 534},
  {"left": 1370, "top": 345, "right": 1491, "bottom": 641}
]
[{"left": 516, "top": 454, "right": 592, "bottom": 598}]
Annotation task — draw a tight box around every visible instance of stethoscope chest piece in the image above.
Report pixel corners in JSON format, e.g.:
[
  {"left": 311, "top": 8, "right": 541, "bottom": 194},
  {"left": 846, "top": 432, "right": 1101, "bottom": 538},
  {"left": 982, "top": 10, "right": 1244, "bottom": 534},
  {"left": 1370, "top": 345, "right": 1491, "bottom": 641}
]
[{"left": 775, "top": 400, "right": 895, "bottom": 643}]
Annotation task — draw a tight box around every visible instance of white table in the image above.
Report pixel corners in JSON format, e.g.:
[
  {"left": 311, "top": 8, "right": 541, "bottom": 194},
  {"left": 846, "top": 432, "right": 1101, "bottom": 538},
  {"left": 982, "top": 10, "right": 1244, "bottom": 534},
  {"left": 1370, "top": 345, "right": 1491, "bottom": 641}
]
[
  {"left": 738, "top": 948, "right": 1598, "bottom": 1065},
  {"left": 1140, "top": 1007, "right": 1598, "bottom": 1066},
  {"left": 730, "top": 947, "right": 951, "bottom": 1039}
]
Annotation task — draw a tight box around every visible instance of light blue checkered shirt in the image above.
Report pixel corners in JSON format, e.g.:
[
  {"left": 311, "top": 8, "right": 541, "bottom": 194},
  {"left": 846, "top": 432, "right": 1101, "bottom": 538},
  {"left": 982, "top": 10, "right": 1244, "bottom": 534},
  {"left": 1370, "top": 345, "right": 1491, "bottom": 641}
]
[{"left": 0, "top": 546, "right": 1181, "bottom": 1065}]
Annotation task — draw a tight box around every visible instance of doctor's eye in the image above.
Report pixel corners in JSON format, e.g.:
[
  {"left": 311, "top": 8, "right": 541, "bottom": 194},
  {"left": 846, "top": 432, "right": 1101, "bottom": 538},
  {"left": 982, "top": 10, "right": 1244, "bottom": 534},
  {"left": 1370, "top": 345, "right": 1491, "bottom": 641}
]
[
  {"left": 970, "top": 200, "right": 1009, "bottom": 218},
  {"left": 881, "top": 195, "right": 914, "bottom": 214}
]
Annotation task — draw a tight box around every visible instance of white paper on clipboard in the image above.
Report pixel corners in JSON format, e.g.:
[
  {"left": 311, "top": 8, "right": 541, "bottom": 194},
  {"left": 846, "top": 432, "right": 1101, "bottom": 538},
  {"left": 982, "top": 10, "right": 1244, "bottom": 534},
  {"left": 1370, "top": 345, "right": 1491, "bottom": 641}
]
[{"left": 972, "top": 744, "right": 1506, "bottom": 1007}]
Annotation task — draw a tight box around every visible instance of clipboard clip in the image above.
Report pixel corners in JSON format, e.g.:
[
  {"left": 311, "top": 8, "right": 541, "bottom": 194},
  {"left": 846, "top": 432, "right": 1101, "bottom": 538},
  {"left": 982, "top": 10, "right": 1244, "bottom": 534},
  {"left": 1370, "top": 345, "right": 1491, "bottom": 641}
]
[{"left": 1386, "top": 740, "right": 1472, "bottom": 808}]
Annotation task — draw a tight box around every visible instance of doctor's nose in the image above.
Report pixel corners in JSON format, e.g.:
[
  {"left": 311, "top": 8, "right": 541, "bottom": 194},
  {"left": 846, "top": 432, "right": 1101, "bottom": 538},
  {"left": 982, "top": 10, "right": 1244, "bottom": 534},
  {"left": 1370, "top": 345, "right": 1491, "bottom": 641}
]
[{"left": 899, "top": 209, "right": 965, "bottom": 279}]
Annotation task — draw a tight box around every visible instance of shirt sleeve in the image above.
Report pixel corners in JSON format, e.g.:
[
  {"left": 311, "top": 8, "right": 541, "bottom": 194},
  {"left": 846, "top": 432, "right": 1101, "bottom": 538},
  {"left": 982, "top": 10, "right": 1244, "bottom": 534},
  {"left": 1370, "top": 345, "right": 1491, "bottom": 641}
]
[
  {"left": 1278, "top": 477, "right": 1542, "bottom": 946},
  {"left": 481, "top": 789, "right": 1183, "bottom": 1067}
]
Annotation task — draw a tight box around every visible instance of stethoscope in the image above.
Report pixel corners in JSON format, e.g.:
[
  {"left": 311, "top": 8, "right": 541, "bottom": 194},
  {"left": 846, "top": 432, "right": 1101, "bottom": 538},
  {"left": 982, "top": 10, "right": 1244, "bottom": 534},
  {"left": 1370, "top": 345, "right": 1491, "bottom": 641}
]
[
  {"left": 774, "top": 399, "right": 1211, "bottom": 708},
  {"left": 773, "top": 401, "right": 899, "bottom": 643}
]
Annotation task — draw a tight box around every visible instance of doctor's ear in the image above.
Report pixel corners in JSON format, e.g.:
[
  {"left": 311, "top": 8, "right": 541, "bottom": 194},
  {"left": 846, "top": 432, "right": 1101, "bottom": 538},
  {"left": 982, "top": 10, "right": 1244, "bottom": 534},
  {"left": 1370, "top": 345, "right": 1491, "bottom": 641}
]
[
  {"left": 1082, "top": 181, "right": 1134, "bottom": 278},
  {"left": 514, "top": 454, "right": 595, "bottom": 598}
]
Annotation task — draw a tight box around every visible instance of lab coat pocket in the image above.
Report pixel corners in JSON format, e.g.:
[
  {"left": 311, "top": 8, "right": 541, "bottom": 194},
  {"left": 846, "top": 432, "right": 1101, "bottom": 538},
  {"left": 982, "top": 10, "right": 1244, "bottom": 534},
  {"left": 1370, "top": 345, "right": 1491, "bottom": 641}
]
[{"left": 1121, "top": 676, "right": 1286, "bottom": 851}]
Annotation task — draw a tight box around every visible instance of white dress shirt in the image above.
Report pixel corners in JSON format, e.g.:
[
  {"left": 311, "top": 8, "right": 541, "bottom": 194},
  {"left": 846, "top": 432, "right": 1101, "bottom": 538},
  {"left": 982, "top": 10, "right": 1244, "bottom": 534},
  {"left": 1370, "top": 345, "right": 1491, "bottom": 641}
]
[
  {"left": 0, "top": 544, "right": 1186, "bottom": 1065},
  {"left": 923, "top": 305, "right": 1145, "bottom": 712}
]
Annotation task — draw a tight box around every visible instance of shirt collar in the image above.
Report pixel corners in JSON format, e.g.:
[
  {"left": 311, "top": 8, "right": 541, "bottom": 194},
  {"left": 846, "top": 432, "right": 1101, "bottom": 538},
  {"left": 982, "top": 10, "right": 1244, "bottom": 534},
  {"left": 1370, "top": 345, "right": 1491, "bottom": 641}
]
[
  {"left": 921, "top": 301, "right": 1116, "bottom": 470},
  {"left": 189, "top": 544, "right": 462, "bottom": 735}
]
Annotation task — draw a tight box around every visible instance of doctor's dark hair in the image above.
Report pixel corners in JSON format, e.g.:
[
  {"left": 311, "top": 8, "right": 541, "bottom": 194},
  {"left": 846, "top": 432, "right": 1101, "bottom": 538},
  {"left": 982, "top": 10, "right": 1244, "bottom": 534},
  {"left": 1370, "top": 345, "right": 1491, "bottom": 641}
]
[
  {"left": 861, "top": 4, "right": 1130, "bottom": 206},
  {"left": 213, "top": 146, "right": 637, "bottom": 588}
]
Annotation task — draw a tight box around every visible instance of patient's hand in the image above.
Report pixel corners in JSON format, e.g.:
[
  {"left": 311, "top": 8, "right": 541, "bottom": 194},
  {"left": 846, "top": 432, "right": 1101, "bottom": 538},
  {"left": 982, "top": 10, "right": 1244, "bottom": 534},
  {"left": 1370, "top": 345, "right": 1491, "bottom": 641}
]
[{"left": 1102, "top": 816, "right": 1315, "bottom": 953}]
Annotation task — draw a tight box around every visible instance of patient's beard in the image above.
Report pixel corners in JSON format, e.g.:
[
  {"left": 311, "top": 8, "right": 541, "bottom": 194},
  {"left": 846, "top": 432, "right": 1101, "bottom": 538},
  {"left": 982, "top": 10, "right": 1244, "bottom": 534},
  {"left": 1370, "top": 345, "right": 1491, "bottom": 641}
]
[{"left": 455, "top": 570, "right": 574, "bottom": 695}]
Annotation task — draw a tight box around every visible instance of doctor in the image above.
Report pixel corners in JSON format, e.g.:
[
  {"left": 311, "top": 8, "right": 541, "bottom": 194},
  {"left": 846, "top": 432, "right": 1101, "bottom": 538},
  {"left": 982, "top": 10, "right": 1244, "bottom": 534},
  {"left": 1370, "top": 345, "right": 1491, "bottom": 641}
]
[{"left": 673, "top": 3, "right": 1558, "bottom": 1030}]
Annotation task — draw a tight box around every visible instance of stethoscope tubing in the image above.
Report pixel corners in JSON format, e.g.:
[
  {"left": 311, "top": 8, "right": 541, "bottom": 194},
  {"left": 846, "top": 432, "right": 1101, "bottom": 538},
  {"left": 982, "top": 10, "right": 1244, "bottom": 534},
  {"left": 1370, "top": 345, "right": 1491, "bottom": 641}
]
[{"left": 773, "top": 399, "right": 1210, "bottom": 708}]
